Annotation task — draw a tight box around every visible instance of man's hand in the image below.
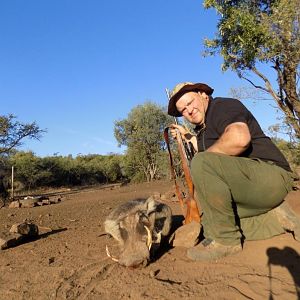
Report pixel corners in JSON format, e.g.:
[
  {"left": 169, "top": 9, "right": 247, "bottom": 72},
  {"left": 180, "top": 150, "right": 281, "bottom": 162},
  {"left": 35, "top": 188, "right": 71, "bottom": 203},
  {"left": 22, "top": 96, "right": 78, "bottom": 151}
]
[
  {"left": 169, "top": 124, "right": 198, "bottom": 152},
  {"left": 169, "top": 124, "right": 188, "bottom": 140}
]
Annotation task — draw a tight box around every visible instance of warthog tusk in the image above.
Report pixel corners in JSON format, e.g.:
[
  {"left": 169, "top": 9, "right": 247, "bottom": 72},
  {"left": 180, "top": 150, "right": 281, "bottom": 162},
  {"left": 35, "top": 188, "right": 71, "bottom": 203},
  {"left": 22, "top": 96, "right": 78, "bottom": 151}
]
[
  {"left": 144, "top": 225, "right": 152, "bottom": 250},
  {"left": 105, "top": 245, "right": 119, "bottom": 262}
]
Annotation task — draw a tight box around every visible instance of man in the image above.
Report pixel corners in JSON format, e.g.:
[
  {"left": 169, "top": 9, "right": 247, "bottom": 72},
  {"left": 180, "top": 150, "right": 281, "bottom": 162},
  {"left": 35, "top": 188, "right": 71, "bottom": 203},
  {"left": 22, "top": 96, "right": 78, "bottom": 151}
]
[{"left": 168, "top": 82, "right": 299, "bottom": 261}]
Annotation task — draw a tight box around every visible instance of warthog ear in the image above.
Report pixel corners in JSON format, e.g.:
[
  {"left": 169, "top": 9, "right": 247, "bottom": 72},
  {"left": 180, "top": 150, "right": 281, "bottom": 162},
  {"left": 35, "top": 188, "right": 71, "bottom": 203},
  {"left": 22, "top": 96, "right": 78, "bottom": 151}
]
[{"left": 146, "top": 196, "right": 157, "bottom": 214}]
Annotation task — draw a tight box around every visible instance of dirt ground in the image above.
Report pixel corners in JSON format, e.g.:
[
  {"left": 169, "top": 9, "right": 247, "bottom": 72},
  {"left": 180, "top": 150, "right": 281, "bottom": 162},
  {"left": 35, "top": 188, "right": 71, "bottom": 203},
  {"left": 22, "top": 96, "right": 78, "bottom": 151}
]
[{"left": 0, "top": 180, "right": 300, "bottom": 300}]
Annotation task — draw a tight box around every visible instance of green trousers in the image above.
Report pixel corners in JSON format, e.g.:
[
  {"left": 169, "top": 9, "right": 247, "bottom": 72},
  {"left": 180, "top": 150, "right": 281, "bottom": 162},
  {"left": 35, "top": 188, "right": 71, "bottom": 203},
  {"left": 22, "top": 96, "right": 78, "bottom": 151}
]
[{"left": 191, "top": 152, "right": 294, "bottom": 245}]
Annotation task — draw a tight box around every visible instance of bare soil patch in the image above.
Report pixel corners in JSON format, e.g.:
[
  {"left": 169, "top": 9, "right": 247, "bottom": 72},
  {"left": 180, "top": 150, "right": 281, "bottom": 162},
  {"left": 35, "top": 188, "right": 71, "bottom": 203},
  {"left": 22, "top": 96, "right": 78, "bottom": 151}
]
[{"left": 0, "top": 180, "right": 300, "bottom": 300}]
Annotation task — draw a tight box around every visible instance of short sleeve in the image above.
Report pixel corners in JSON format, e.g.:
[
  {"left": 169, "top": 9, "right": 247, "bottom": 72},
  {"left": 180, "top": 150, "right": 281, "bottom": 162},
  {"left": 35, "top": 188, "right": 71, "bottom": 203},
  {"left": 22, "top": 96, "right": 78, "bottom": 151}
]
[{"left": 210, "top": 99, "right": 249, "bottom": 135}]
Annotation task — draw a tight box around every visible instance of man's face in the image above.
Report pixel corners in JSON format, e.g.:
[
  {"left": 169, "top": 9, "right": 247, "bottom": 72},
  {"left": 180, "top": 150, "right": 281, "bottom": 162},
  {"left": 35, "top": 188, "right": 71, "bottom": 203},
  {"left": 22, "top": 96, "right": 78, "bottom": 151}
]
[{"left": 175, "top": 91, "right": 208, "bottom": 125}]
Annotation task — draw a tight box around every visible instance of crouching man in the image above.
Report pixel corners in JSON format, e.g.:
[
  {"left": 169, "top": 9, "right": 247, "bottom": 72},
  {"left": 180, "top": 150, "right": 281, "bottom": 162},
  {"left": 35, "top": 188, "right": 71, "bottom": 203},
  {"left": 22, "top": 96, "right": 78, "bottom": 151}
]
[{"left": 168, "top": 82, "right": 299, "bottom": 261}]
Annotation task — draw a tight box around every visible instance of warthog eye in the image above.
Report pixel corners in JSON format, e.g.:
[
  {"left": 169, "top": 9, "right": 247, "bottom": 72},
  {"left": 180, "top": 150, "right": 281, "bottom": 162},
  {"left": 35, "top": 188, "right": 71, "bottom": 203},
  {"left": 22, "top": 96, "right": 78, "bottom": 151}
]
[{"left": 120, "top": 227, "right": 129, "bottom": 241}]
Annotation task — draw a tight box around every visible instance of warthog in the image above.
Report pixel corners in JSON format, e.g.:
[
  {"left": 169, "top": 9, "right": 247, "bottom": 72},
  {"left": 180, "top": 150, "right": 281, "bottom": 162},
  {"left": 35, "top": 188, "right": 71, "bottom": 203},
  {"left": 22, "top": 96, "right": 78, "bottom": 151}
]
[{"left": 104, "top": 196, "right": 172, "bottom": 267}]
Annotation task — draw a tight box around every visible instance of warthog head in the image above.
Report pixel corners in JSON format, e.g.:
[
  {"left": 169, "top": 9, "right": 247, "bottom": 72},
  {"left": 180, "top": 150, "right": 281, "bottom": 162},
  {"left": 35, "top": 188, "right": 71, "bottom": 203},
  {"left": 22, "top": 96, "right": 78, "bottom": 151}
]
[
  {"left": 104, "top": 197, "right": 172, "bottom": 268},
  {"left": 118, "top": 211, "right": 152, "bottom": 267}
]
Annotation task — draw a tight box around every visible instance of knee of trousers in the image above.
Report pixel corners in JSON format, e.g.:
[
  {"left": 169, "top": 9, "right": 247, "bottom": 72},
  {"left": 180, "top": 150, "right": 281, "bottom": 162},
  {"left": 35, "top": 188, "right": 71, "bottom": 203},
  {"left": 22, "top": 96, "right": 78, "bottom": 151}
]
[{"left": 191, "top": 152, "right": 221, "bottom": 177}]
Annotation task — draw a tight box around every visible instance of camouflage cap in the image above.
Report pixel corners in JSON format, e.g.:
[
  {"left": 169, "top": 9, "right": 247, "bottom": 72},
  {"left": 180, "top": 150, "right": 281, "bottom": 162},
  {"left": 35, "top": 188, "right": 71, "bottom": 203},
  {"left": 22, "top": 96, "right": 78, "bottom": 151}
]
[{"left": 167, "top": 82, "right": 214, "bottom": 117}]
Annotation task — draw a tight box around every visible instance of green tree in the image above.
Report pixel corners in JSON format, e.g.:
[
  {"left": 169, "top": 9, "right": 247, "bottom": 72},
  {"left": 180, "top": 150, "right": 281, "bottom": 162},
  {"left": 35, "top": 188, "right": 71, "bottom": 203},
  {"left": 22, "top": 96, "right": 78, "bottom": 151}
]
[
  {"left": 9, "top": 151, "right": 44, "bottom": 190},
  {"left": 0, "top": 158, "right": 9, "bottom": 203},
  {"left": 203, "top": 0, "right": 300, "bottom": 138},
  {"left": 99, "top": 154, "right": 123, "bottom": 183},
  {"left": 0, "top": 114, "right": 45, "bottom": 155},
  {"left": 271, "top": 137, "right": 300, "bottom": 172},
  {"left": 114, "top": 102, "right": 172, "bottom": 182}
]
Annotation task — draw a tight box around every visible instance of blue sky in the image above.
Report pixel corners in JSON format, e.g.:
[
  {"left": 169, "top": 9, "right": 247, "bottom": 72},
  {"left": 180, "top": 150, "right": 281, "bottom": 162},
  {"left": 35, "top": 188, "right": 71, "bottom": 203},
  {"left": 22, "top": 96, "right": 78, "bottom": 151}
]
[{"left": 1, "top": 1, "right": 280, "bottom": 157}]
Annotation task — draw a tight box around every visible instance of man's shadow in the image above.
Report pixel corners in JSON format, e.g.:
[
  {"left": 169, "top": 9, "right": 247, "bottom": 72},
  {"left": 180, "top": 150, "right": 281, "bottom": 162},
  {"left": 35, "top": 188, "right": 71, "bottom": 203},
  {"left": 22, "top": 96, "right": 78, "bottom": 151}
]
[{"left": 267, "top": 246, "right": 300, "bottom": 299}]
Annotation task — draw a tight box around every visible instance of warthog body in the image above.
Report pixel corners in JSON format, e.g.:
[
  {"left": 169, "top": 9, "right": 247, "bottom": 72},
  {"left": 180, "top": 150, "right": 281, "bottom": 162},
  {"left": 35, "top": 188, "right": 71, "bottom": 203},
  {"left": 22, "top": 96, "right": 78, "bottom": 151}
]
[{"left": 104, "top": 197, "right": 172, "bottom": 267}]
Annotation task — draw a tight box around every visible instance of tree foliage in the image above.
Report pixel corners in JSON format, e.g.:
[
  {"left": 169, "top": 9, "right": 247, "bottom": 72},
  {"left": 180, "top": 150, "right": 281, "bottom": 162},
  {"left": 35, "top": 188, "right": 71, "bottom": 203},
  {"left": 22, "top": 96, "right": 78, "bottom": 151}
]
[
  {"left": 203, "top": 0, "right": 300, "bottom": 138},
  {"left": 0, "top": 114, "right": 45, "bottom": 155},
  {"left": 0, "top": 115, "right": 44, "bottom": 201},
  {"left": 5, "top": 152, "right": 124, "bottom": 194},
  {"left": 114, "top": 102, "right": 172, "bottom": 182},
  {"left": 271, "top": 137, "right": 300, "bottom": 172}
]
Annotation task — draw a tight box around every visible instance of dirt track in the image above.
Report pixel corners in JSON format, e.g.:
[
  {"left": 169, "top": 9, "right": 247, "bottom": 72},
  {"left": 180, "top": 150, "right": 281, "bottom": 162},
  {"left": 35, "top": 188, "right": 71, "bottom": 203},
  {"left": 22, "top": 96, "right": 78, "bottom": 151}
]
[{"left": 0, "top": 180, "right": 300, "bottom": 300}]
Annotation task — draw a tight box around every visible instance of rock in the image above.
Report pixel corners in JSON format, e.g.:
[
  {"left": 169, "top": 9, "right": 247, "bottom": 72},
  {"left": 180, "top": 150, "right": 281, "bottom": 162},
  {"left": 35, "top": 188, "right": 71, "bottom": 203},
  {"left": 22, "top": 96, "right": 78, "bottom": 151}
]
[
  {"left": 1, "top": 222, "right": 49, "bottom": 250},
  {"left": 48, "top": 257, "right": 55, "bottom": 264},
  {"left": 149, "top": 269, "right": 159, "bottom": 278},
  {"left": 161, "top": 190, "right": 176, "bottom": 201},
  {"left": 41, "top": 199, "right": 51, "bottom": 205},
  {"left": 171, "top": 221, "right": 201, "bottom": 248},
  {"left": 20, "top": 198, "right": 39, "bottom": 208},
  {"left": 152, "top": 192, "right": 161, "bottom": 200},
  {"left": 149, "top": 270, "right": 156, "bottom": 278},
  {"left": 0, "top": 233, "right": 24, "bottom": 250},
  {"left": 1, "top": 223, "right": 40, "bottom": 250},
  {"left": 38, "top": 226, "right": 52, "bottom": 234},
  {"left": 160, "top": 194, "right": 168, "bottom": 201},
  {"left": 9, "top": 201, "right": 21, "bottom": 208},
  {"left": 49, "top": 197, "right": 61, "bottom": 204},
  {"left": 9, "top": 222, "right": 39, "bottom": 236}
]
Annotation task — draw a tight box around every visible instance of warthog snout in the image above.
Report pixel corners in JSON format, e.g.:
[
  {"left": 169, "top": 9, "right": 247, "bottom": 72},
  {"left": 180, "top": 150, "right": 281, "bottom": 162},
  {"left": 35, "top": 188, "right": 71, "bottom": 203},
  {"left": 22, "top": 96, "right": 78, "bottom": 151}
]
[{"left": 104, "top": 197, "right": 172, "bottom": 267}]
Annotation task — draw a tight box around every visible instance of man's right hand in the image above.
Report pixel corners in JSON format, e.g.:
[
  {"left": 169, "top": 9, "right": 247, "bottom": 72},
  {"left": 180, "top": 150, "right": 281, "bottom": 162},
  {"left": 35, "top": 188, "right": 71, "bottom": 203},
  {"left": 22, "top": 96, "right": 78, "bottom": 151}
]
[
  {"left": 169, "top": 124, "right": 188, "bottom": 140},
  {"left": 170, "top": 124, "right": 198, "bottom": 152}
]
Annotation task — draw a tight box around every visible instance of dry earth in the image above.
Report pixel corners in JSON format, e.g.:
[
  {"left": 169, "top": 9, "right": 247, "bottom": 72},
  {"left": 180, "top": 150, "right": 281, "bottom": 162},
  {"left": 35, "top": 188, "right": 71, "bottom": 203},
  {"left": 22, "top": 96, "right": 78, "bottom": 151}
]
[{"left": 0, "top": 180, "right": 300, "bottom": 300}]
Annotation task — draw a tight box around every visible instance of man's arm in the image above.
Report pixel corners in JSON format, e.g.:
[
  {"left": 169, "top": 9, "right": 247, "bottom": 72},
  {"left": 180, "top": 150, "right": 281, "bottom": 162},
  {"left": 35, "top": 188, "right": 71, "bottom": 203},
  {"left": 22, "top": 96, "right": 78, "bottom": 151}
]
[{"left": 206, "top": 122, "right": 251, "bottom": 156}]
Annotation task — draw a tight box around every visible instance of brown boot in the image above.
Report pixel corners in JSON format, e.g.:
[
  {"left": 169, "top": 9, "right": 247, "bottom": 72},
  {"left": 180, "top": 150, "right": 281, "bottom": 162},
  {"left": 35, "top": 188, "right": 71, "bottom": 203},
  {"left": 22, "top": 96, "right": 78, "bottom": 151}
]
[
  {"left": 273, "top": 201, "right": 300, "bottom": 241},
  {"left": 187, "top": 238, "right": 242, "bottom": 261}
]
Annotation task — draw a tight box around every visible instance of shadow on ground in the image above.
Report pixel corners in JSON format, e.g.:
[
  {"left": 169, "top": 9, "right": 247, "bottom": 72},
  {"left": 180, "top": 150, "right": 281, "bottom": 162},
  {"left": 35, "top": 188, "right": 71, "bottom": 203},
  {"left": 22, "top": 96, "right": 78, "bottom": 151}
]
[{"left": 267, "top": 246, "right": 300, "bottom": 299}]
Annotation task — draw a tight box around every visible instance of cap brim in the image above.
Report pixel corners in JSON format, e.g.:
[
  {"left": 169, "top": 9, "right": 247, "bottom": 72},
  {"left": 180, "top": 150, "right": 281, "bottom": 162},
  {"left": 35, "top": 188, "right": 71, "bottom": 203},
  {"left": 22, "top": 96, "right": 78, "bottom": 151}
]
[{"left": 167, "top": 83, "right": 214, "bottom": 117}]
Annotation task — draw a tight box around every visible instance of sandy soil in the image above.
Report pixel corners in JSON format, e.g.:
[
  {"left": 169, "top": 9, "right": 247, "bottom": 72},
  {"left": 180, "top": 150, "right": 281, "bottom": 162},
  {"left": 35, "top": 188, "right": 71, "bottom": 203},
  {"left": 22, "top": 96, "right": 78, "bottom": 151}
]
[{"left": 0, "top": 180, "right": 300, "bottom": 300}]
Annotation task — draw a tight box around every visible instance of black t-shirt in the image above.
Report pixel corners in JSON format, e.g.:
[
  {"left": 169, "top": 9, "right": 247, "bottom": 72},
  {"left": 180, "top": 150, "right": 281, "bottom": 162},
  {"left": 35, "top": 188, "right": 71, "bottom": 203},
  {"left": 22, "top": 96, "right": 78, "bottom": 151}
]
[{"left": 195, "top": 97, "right": 291, "bottom": 172}]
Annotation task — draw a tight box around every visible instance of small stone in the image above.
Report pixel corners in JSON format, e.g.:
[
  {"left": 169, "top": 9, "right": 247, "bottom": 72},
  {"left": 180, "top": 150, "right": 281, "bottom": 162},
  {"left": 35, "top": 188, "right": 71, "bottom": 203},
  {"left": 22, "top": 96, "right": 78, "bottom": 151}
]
[
  {"left": 0, "top": 238, "right": 8, "bottom": 250},
  {"left": 149, "top": 270, "right": 156, "bottom": 278},
  {"left": 38, "top": 226, "right": 52, "bottom": 234},
  {"left": 20, "top": 198, "right": 38, "bottom": 208},
  {"left": 42, "top": 199, "right": 50, "bottom": 205},
  {"left": 160, "top": 194, "right": 168, "bottom": 201},
  {"left": 49, "top": 197, "right": 61, "bottom": 204},
  {"left": 161, "top": 190, "right": 176, "bottom": 201},
  {"left": 0, "top": 233, "right": 24, "bottom": 250},
  {"left": 48, "top": 257, "right": 55, "bottom": 264},
  {"left": 152, "top": 192, "right": 161, "bottom": 200},
  {"left": 8, "top": 201, "right": 20, "bottom": 208},
  {"left": 9, "top": 222, "right": 39, "bottom": 236},
  {"left": 149, "top": 269, "right": 159, "bottom": 278}
]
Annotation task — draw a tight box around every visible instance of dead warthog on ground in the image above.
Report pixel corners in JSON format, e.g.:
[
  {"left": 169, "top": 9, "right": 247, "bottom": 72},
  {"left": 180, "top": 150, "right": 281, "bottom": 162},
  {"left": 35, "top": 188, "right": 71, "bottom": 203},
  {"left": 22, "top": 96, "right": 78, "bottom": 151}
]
[{"left": 104, "top": 196, "right": 172, "bottom": 267}]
